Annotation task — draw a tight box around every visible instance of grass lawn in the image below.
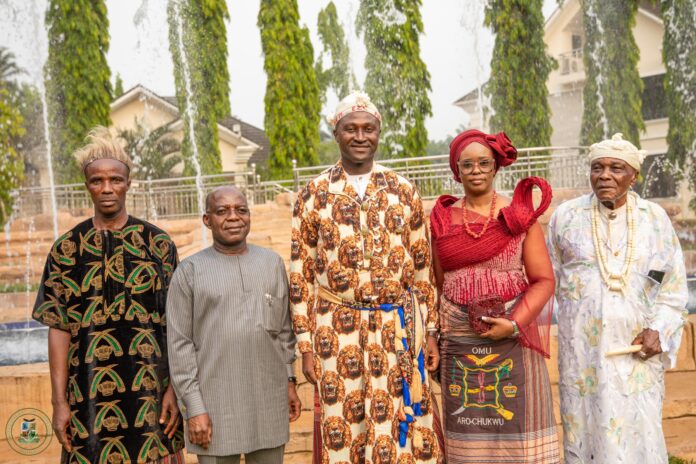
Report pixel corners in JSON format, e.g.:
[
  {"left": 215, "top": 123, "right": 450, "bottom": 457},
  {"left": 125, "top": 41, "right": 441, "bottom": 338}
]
[{"left": 670, "top": 456, "right": 696, "bottom": 464}]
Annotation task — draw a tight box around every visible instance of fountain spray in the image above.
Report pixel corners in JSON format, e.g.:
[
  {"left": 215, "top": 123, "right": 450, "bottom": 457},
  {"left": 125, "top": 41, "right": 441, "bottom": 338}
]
[{"left": 170, "top": 0, "right": 207, "bottom": 246}]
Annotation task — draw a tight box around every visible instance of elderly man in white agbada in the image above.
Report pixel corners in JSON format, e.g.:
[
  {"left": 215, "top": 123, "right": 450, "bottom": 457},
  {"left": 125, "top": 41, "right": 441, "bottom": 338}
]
[{"left": 547, "top": 133, "right": 688, "bottom": 464}]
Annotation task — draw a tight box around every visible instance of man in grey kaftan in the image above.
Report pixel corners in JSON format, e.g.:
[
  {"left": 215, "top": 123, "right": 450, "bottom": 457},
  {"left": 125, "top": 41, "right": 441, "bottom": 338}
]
[{"left": 167, "top": 187, "right": 300, "bottom": 464}]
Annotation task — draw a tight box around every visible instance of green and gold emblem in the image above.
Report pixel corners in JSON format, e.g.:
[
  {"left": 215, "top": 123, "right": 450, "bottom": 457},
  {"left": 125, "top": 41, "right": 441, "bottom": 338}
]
[
  {"left": 69, "top": 375, "right": 84, "bottom": 404},
  {"left": 79, "top": 228, "right": 103, "bottom": 257},
  {"left": 134, "top": 396, "right": 158, "bottom": 428},
  {"left": 81, "top": 262, "right": 103, "bottom": 293},
  {"left": 86, "top": 329, "right": 124, "bottom": 363},
  {"left": 122, "top": 225, "right": 146, "bottom": 258},
  {"left": 90, "top": 365, "right": 126, "bottom": 399},
  {"left": 70, "top": 411, "right": 89, "bottom": 439},
  {"left": 67, "top": 447, "right": 90, "bottom": 464},
  {"left": 125, "top": 300, "right": 157, "bottom": 324},
  {"left": 132, "top": 362, "right": 160, "bottom": 392},
  {"left": 50, "top": 231, "right": 76, "bottom": 265},
  {"left": 94, "top": 400, "right": 128, "bottom": 433},
  {"left": 138, "top": 432, "right": 167, "bottom": 462},
  {"left": 126, "top": 261, "right": 161, "bottom": 294},
  {"left": 105, "top": 248, "right": 126, "bottom": 283},
  {"left": 34, "top": 295, "right": 68, "bottom": 329},
  {"left": 98, "top": 436, "right": 131, "bottom": 464},
  {"left": 128, "top": 328, "right": 161, "bottom": 359}
]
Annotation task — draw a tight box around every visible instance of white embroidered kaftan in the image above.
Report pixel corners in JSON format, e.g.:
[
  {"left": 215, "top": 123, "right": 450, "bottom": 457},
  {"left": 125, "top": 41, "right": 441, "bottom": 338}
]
[{"left": 547, "top": 193, "right": 688, "bottom": 464}]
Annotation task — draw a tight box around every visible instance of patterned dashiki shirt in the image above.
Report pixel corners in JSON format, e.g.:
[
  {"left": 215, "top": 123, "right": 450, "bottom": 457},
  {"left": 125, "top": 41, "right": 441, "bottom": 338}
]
[{"left": 33, "top": 216, "right": 185, "bottom": 464}]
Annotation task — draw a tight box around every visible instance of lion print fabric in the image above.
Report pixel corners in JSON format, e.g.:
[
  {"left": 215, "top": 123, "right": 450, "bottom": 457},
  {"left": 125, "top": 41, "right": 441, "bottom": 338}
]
[
  {"left": 291, "top": 163, "right": 441, "bottom": 463},
  {"left": 33, "top": 217, "right": 184, "bottom": 464}
]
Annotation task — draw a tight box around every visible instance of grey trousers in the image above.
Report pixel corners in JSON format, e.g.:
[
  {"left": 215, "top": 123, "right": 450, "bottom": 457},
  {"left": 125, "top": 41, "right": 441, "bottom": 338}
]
[{"left": 196, "top": 445, "right": 285, "bottom": 464}]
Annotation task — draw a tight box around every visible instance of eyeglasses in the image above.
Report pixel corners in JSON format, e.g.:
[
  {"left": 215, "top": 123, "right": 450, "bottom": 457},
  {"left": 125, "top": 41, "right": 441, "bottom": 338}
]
[
  {"left": 458, "top": 159, "right": 495, "bottom": 175},
  {"left": 209, "top": 206, "right": 250, "bottom": 218}
]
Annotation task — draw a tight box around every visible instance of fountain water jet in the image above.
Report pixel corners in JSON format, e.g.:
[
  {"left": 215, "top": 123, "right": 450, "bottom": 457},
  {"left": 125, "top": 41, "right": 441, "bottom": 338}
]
[
  {"left": 0, "top": 1, "right": 59, "bottom": 239},
  {"left": 20, "top": 217, "right": 35, "bottom": 363},
  {"left": 460, "top": 0, "right": 491, "bottom": 132},
  {"left": 341, "top": 0, "right": 367, "bottom": 89},
  {"left": 30, "top": 0, "right": 59, "bottom": 240},
  {"left": 3, "top": 221, "right": 12, "bottom": 259},
  {"left": 583, "top": 0, "right": 610, "bottom": 139},
  {"left": 169, "top": 0, "right": 207, "bottom": 246}
]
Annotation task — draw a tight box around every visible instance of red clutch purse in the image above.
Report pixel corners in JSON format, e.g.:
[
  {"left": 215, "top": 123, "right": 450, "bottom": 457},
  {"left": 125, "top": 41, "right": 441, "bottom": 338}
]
[{"left": 467, "top": 295, "right": 506, "bottom": 334}]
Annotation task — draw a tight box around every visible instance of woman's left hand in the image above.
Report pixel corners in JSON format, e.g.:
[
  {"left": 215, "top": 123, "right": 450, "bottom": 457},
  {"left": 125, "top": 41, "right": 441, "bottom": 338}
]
[
  {"left": 425, "top": 335, "right": 440, "bottom": 372},
  {"left": 480, "top": 317, "right": 515, "bottom": 340}
]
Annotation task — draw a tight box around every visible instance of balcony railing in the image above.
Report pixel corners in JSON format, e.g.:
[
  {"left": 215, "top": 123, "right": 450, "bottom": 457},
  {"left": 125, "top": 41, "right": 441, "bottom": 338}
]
[
  {"left": 12, "top": 171, "right": 295, "bottom": 221},
  {"left": 557, "top": 49, "right": 584, "bottom": 76},
  {"left": 293, "top": 147, "right": 590, "bottom": 198},
  {"left": 12, "top": 147, "right": 590, "bottom": 220}
]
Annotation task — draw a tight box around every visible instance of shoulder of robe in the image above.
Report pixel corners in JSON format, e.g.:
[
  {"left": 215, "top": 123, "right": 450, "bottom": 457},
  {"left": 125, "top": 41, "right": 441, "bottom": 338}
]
[
  {"left": 49, "top": 218, "right": 92, "bottom": 255},
  {"left": 176, "top": 247, "right": 213, "bottom": 271},
  {"left": 131, "top": 216, "right": 172, "bottom": 241},
  {"left": 635, "top": 196, "right": 670, "bottom": 223},
  {"left": 248, "top": 244, "right": 283, "bottom": 264},
  {"left": 392, "top": 171, "right": 417, "bottom": 191},
  {"left": 549, "top": 194, "right": 590, "bottom": 225}
]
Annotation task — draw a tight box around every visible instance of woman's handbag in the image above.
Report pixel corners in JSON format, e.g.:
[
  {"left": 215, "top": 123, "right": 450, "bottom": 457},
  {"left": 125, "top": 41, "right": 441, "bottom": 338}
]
[{"left": 467, "top": 294, "right": 506, "bottom": 334}]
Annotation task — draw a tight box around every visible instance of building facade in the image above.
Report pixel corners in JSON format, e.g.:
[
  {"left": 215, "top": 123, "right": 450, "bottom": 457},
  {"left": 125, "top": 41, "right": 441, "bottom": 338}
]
[
  {"left": 454, "top": 0, "right": 693, "bottom": 217},
  {"left": 110, "top": 85, "right": 269, "bottom": 174}
]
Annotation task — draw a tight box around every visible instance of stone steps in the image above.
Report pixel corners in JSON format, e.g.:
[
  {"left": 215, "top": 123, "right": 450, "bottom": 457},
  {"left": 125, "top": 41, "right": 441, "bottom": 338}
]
[
  {"left": 0, "top": 204, "right": 293, "bottom": 286},
  {"left": 1, "top": 194, "right": 695, "bottom": 462},
  {"left": 2, "top": 362, "right": 693, "bottom": 463},
  {"left": 665, "top": 416, "right": 696, "bottom": 460}
]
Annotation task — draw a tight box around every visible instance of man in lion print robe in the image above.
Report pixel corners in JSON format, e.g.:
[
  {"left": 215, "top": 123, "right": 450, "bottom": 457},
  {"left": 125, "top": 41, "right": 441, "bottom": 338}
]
[
  {"left": 32, "top": 128, "right": 184, "bottom": 464},
  {"left": 291, "top": 92, "right": 442, "bottom": 464}
]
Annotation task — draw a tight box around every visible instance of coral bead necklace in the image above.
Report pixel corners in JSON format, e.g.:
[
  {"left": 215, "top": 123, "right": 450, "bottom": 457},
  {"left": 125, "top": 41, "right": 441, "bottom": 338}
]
[{"left": 461, "top": 192, "right": 497, "bottom": 239}]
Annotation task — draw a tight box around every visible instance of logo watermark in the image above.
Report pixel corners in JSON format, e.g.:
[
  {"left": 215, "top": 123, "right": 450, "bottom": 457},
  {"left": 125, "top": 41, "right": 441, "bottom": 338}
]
[{"left": 5, "top": 408, "right": 52, "bottom": 456}]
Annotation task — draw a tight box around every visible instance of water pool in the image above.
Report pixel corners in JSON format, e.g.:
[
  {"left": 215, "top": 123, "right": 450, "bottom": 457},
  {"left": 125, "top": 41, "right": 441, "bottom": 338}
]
[{"left": 0, "top": 321, "right": 48, "bottom": 366}]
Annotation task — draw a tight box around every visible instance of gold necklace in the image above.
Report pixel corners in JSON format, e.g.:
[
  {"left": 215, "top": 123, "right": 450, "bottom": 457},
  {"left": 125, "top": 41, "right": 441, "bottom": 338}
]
[
  {"left": 590, "top": 194, "right": 635, "bottom": 295},
  {"left": 461, "top": 192, "right": 497, "bottom": 239}
]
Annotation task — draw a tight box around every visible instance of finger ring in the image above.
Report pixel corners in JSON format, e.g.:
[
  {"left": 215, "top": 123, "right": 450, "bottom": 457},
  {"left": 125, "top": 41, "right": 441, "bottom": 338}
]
[{"left": 639, "top": 351, "right": 647, "bottom": 359}]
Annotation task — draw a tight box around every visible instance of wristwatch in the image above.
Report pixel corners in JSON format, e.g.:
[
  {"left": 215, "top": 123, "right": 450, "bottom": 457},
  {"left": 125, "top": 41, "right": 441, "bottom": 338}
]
[
  {"left": 510, "top": 320, "right": 520, "bottom": 338},
  {"left": 288, "top": 376, "right": 298, "bottom": 384}
]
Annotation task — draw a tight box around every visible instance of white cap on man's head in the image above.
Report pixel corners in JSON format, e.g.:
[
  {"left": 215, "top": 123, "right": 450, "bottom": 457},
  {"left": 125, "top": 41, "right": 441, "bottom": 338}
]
[
  {"left": 330, "top": 91, "right": 382, "bottom": 129},
  {"left": 588, "top": 133, "right": 647, "bottom": 171}
]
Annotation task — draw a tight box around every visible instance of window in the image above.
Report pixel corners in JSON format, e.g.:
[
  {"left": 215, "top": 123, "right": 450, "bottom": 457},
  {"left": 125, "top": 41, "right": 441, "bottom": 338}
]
[{"left": 641, "top": 74, "right": 667, "bottom": 121}]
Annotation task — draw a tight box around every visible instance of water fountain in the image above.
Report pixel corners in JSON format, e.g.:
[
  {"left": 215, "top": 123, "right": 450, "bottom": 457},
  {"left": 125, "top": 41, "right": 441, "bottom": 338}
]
[
  {"left": 27, "top": 0, "right": 59, "bottom": 240},
  {"left": 0, "top": 0, "right": 58, "bottom": 253},
  {"left": 133, "top": 0, "right": 172, "bottom": 89},
  {"left": 0, "top": 1, "right": 55, "bottom": 366},
  {"left": 583, "top": 0, "right": 611, "bottom": 139},
  {"left": 336, "top": 0, "right": 367, "bottom": 90},
  {"left": 3, "top": 215, "right": 13, "bottom": 260},
  {"left": 169, "top": 0, "right": 208, "bottom": 246},
  {"left": 0, "top": 216, "right": 47, "bottom": 366},
  {"left": 460, "top": 0, "right": 492, "bottom": 132}
]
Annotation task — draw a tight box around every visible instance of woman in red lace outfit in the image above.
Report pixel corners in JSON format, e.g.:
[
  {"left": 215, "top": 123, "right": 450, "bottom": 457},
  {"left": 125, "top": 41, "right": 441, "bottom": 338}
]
[{"left": 430, "top": 129, "right": 560, "bottom": 463}]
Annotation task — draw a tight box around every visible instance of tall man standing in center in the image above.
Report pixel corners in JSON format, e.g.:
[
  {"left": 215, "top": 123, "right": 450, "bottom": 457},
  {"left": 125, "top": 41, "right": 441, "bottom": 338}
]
[
  {"left": 167, "top": 187, "right": 301, "bottom": 464},
  {"left": 292, "top": 91, "right": 442, "bottom": 463}
]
